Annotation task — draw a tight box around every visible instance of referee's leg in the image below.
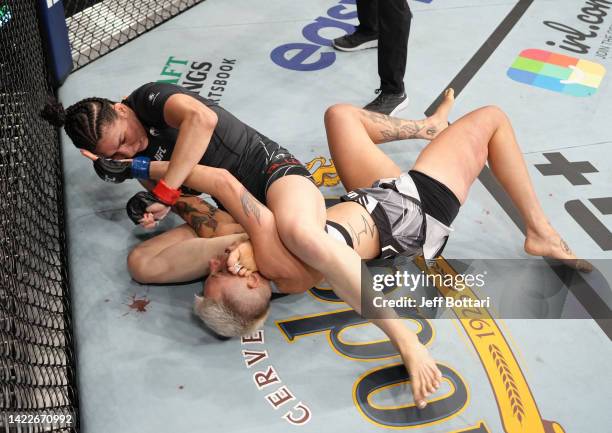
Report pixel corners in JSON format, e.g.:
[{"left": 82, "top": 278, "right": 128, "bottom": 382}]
[
  {"left": 378, "top": 0, "right": 412, "bottom": 94},
  {"left": 356, "top": 0, "right": 379, "bottom": 35}
]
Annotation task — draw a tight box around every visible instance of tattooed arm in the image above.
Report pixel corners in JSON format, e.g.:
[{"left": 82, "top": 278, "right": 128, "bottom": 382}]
[
  {"left": 212, "top": 174, "right": 322, "bottom": 290},
  {"left": 173, "top": 196, "right": 244, "bottom": 238},
  {"left": 137, "top": 179, "right": 243, "bottom": 238}
]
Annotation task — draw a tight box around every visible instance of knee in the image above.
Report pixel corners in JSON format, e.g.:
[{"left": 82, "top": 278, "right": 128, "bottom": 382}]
[
  {"left": 480, "top": 105, "right": 507, "bottom": 124},
  {"left": 324, "top": 104, "right": 357, "bottom": 126},
  {"left": 127, "top": 246, "right": 156, "bottom": 284},
  {"left": 277, "top": 223, "right": 329, "bottom": 265}
]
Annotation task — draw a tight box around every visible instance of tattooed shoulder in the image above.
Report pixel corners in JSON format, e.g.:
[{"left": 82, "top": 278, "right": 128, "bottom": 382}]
[{"left": 240, "top": 188, "right": 262, "bottom": 224}]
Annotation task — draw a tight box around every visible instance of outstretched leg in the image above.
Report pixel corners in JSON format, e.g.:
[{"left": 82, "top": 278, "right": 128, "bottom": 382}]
[
  {"left": 324, "top": 89, "right": 454, "bottom": 191},
  {"left": 412, "top": 104, "right": 590, "bottom": 269},
  {"left": 319, "top": 91, "right": 456, "bottom": 408},
  {"left": 265, "top": 177, "right": 438, "bottom": 405}
]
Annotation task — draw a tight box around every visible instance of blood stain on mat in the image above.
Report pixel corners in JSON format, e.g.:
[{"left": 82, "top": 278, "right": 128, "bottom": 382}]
[
  {"left": 122, "top": 295, "right": 151, "bottom": 315},
  {"left": 178, "top": 385, "right": 184, "bottom": 390}
]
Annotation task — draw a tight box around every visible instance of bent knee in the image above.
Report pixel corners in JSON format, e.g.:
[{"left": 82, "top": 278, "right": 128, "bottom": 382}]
[
  {"left": 127, "top": 247, "right": 157, "bottom": 284},
  {"left": 479, "top": 105, "right": 507, "bottom": 123},
  {"left": 324, "top": 103, "right": 358, "bottom": 126},
  {"left": 277, "top": 224, "right": 329, "bottom": 265}
]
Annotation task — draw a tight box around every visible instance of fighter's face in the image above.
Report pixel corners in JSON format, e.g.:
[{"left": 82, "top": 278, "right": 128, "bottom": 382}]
[
  {"left": 95, "top": 103, "right": 148, "bottom": 159},
  {"left": 203, "top": 255, "right": 250, "bottom": 299}
]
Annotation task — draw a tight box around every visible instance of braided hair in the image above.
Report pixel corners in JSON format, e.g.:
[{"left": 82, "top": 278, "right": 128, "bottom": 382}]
[{"left": 40, "top": 96, "right": 118, "bottom": 152}]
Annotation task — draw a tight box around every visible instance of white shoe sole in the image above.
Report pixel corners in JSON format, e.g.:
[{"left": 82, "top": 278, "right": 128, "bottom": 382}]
[
  {"left": 333, "top": 39, "right": 378, "bottom": 52},
  {"left": 389, "top": 96, "right": 410, "bottom": 116}
]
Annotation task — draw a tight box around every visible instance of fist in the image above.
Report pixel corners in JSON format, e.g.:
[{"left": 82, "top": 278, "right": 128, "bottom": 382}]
[
  {"left": 93, "top": 158, "right": 132, "bottom": 183},
  {"left": 126, "top": 191, "right": 171, "bottom": 226}
]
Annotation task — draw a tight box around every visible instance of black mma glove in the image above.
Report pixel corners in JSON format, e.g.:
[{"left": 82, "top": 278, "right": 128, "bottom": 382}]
[
  {"left": 93, "top": 156, "right": 151, "bottom": 184},
  {"left": 126, "top": 191, "right": 165, "bottom": 225}
]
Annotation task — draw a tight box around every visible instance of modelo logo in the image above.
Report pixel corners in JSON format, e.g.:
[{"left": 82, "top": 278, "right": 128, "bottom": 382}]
[{"left": 270, "top": 0, "right": 357, "bottom": 71}]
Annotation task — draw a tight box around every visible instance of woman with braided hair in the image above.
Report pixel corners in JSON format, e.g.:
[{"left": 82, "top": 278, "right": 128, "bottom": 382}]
[{"left": 40, "top": 82, "right": 316, "bottom": 224}]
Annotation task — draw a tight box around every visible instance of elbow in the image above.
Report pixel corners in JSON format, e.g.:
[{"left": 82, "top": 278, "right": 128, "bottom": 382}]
[
  {"left": 193, "top": 108, "right": 218, "bottom": 131},
  {"left": 180, "top": 108, "right": 218, "bottom": 140},
  {"left": 213, "top": 167, "right": 234, "bottom": 196}
]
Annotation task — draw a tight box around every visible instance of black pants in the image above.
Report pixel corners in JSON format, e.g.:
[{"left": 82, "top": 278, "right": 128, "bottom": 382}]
[{"left": 357, "top": 0, "right": 412, "bottom": 94}]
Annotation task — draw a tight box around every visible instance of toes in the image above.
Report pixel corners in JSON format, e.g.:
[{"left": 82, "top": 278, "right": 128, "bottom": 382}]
[
  {"left": 424, "top": 372, "right": 437, "bottom": 395},
  {"left": 425, "top": 377, "right": 436, "bottom": 394},
  {"left": 420, "top": 373, "right": 431, "bottom": 399},
  {"left": 411, "top": 378, "right": 424, "bottom": 406}
]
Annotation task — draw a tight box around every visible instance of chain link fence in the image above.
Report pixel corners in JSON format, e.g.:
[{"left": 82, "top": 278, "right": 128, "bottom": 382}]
[
  {"left": 0, "top": 1, "right": 78, "bottom": 432},
  {"left": 64, "top": 0, "right": 205, "bottom": 69}
]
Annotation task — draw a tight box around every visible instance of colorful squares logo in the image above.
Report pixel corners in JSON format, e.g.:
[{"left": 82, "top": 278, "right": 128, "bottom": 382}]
[{"left": 507, "top": 49, "right": 605, "bottom": 96}]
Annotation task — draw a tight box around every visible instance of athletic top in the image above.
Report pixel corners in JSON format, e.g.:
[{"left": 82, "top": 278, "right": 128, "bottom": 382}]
[
  {"left": 126, "top": 82, "right": 263, "bottom": 168},
  {"left": 125, "top": 82, "right": 303, "bottom": 203}
]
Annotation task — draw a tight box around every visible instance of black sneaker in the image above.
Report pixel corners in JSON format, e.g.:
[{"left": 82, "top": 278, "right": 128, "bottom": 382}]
[
  {"left": 332, "top": 31, "right": 378, "bottom": 52},
  {"left": 363, "top": 90, "right": 409, "bottom": 116}
]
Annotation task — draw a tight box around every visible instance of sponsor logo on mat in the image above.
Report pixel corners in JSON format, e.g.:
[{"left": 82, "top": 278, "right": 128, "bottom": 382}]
[
  {"left": 507, "top": 49, "right": 605, "bottom": 96},
  {"left": 305, "top": 156, "right": 341, "bottom": 187},
  {"left": 543, "top": 0, "right": 612, "bottom": 56},
  {"left": 264, "top": 243, "right": 567, "bottom": 432},
  {"left": 156, "top": 56, "right": 237, "bottom": 104},
  {"left": 270, "top": 0, "right": 358, "bottom": 71},
  {"left": 240, "top": 331, "right": 312, "bottom": 426}
]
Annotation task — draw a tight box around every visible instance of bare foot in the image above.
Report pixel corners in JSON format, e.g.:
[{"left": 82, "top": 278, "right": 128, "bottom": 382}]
[
  {"left": 400, "top": 342, "right": 442, "bottom": 409},
  {"left": 524, "top": 226, "right": 593, "bottom": 272},
  {"left": 418, "top": 88, "right": 455, "bottom": 140}
]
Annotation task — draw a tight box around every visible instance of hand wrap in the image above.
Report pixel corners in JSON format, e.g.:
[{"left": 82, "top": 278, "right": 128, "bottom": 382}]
[
  {"left": 152, "top": 180, "right": 181, "bottom": 206},
  {"left": 93, "top": 156, "right": 150, "bottom": 183}
]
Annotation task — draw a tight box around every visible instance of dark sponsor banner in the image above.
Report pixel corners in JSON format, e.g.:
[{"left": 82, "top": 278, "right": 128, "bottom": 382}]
[{"left": 360, "top": 257, "right": 612, "bottom": 319}]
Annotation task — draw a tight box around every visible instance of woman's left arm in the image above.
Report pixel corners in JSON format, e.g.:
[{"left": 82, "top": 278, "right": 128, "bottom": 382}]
[{"left": 159, "top": 94, "right": 218, "bottom": 189}]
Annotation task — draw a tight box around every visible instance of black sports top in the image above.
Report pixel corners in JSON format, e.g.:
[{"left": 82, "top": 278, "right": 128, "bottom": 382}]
[{"left": 126, "top": 83, "right": 266, "bottom": 173}]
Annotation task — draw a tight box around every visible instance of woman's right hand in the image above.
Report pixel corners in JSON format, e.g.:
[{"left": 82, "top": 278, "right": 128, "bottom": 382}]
[{"left": 226, "top": 240, "right": 258, "bottom": 277}]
